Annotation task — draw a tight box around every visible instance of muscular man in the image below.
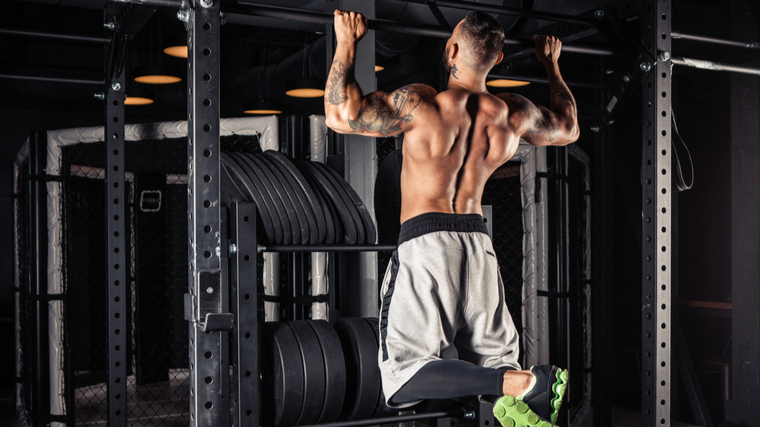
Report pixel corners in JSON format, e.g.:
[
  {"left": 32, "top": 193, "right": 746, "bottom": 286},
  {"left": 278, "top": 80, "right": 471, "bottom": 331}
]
[{"left": 325, "top": 9, "right": 579, "bottom": 427}]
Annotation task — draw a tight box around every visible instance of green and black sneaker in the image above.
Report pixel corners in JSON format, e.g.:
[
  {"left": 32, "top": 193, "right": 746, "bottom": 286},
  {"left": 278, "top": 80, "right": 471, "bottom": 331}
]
[{"left": 492, "top": 365, "right": 568, "bottom": 427}]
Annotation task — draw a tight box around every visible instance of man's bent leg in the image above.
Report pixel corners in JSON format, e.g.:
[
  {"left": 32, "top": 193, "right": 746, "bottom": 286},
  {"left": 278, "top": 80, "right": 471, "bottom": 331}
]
[{"left": 390, "top": 360, "right": 508, "bottom": 405}]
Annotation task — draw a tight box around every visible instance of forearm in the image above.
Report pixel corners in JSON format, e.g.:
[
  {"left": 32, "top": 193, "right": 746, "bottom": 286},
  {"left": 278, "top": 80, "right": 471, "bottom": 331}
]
[
  {"left": 325, "top": 44, "right": 363, "bottom": 128},
  {"left": 544, "top": 63, "right": 579, "bottom": 142}
]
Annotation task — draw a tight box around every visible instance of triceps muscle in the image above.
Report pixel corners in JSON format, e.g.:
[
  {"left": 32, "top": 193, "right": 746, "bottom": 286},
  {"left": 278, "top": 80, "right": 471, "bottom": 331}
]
[
  {"left": 348, "top": 85, "right": 421, "bottom": 136},
  {"left": 507, "top": 93, "right": 560, "bottom": 142}
]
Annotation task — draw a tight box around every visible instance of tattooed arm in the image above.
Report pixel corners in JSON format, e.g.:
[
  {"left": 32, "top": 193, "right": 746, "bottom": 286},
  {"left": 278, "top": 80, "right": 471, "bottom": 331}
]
[
  {"left": 498, "top": 35, "right": 579, "bottom": 146},
  {"left": 324, "top": 10, "right": 435, "bottom": 137}
]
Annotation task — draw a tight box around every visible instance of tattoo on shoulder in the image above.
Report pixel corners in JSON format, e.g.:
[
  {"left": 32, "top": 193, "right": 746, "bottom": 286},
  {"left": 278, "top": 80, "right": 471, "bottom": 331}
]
[
  {"left": 326, "top": 60, "right": 349, "bottom": 106},
  {"left": 348, "top": 85, "right": 421, "bottom": 136},
  {"left": 507, "top": 93, "right": 560, "bottom": 142},
  {"left": 451, "top": 64, "right": 459, "bottom": 80}
]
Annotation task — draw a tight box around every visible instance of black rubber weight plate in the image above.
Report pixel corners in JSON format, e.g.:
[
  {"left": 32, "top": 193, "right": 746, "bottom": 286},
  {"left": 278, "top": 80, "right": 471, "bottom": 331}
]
[
  {"left": 257, "top": 152, "right": 313, "bottom": 245},
  {"left": 306, "top": 320, "right": 346, "bottom": 423},
  {"left": 291, "top": 159, "right": 338, "bottom": 244},
  {"left": 334, "top": 318, "right": 381, "bottom": 421},
  {"left": 286, "top": 321, "right": 326, "bottom": 426},
  {"left": 231, "top": 152, "right": 291, "bottom": 244},
  {"left": 247, "top": 153, "right": 301, "bottom": 245},
  {"left": 264, "top": 150, "right": 328, "bottom": 244},
  {"left": 221, "top": 154, "right": 277, "bottom": 243},
  {"left": 317, "top": 162, "right": 378, "bottom": 245},
  {"left": 220, "top": 160, "right": 245, "bottom": 207},
  {"left": 363, "top": 317, "right": 397, "bottom": 418},
  {"left": 261, "top": 321, "right": 303, "bottom": 427},
  {"left": 297, "top": 160, "right": 358, "bottom": 245},
  {"left": 310, "top": 161, "right": 366, "bottom": 244}
]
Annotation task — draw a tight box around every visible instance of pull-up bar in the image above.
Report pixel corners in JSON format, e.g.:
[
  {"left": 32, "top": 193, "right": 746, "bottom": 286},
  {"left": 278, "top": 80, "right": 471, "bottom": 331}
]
[{"left": 231, "top": 2, "right": 615, "bottom": 56}]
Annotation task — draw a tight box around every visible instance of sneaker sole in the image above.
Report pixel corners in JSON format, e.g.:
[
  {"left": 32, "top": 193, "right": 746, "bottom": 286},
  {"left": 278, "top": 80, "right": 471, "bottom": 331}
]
[
  {"left": 493, "top": 395, "right": 556, "bottom": 427},
  {"left": 549, "top": 368, "right": 569, "bottom": 424}
]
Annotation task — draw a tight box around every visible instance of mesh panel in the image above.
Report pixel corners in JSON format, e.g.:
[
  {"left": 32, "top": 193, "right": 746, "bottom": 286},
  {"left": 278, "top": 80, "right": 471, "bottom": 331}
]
[
  {"left": 63, "top": 147, "right": 110, "bottom": 425},
  {"left": 56, "top": 132, "right": 260, "bottom": 426},
  {"left": 482, "top": 166, "right": 524, "bottom": 341}
]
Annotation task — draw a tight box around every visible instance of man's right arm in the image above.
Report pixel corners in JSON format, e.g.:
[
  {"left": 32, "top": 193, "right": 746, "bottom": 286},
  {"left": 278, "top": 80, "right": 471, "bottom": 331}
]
[{"left": 498, "top": 35, "right": 579, "bottom": 147}]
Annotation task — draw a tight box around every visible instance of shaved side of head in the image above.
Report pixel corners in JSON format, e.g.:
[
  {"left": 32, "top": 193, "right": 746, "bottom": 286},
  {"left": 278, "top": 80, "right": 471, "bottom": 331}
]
[{"left": 458, "top": 11, "right": 505, "bottom": 72}]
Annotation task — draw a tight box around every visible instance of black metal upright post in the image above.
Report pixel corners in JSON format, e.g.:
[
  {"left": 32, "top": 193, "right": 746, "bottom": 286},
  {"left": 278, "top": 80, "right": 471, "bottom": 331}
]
[
  {"left": 105, "top": 29, "right": 128, "bottom": 427},
  {"left": 184, "top": 0, "right": 228, "bottom": 426},
  {"left": 230, "top": 202, "right": 259, "bottom": 427},
  {"left": 102, "top": 6, "right": 157, "bottom": 425},
  {"left": 640, "top": 0, "right": 672, "bottom": 425},
  {"left": 28, "top": 132, "right": 49, "bottom": 427},
  {"left": 547, "top": 146, "right": 569, "bottom": 370},
  {"left": 591, "top": 59, "right": 613, "bottom": 427}
]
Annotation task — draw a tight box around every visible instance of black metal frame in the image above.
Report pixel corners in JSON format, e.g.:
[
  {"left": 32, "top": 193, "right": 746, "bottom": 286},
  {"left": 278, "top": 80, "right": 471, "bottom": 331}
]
[{"left": 95, "top": 0, "right": 731, "bottom": 426}]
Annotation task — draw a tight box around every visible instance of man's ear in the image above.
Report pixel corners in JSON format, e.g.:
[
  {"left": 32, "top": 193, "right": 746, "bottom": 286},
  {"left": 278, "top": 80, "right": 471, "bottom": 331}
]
[
  {"left": 494, "top": 51, "right": 504, "bottom": 66},
  {"left": 450, "top": 42, "right": 459, "bottom": 59}
]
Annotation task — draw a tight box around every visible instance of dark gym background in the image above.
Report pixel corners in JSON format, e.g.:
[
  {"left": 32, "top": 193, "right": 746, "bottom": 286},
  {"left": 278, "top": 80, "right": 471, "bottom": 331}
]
[{"left": 2, "top": 0, "right": 759, "bottom": 425}]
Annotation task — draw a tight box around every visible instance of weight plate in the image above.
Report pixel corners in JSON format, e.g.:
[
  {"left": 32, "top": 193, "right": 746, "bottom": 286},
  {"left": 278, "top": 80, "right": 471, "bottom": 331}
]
[
  {"left": 286, "top": 321, "right": 326, "bottom": 425},
  {"left": 306, "top": 320, "right": 346, "bottom": 423},
  {"left": 257, "top": 152, "right": 313, "bottom": 245},
  {"left": 316, "top": 162, "right": 377, "bottom": 245},
  {"left": 231, "top": 152, "right": 292, "bottom": 245},
  {"left": 334, "top": 318, "right": 382, "bottom": 421},
  {"left": 221, "top": 154, "right": 277, "bottom": 243},
  {"left": 220, "top": 160, "right": 245, "bottom": 206},
  {"left": 261, "top": 321, "right": 303, "bottom": 427},
  {"left": 310, "top": 161, "right": 366, "bottom": 244},
  {"left": 297, "top": 160, "right": 358, "bottom": 245},
  {"left": 248, "top": 153, "right": 301, "bottom": 245},
  {"left": 291, "top": 159, "right": 338, "bottom": 245},
  {"left": 363, "top": 317, "right": 397, "bottom": 418},
  {"left": 264, "top": 150, "right": 328, "bottom": 244}
]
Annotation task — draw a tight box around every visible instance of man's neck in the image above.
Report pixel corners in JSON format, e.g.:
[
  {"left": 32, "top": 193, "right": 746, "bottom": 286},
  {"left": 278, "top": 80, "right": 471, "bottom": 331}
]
[{"left": 446, "top": 68, "right": 488, "bottom": 93}]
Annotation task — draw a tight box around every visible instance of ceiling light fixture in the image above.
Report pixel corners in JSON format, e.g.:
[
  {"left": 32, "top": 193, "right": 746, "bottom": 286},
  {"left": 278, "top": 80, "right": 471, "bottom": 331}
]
[
  {"left": 134, "top": 64, "right": 182, "bottom": 84},
  {"left": 375, "top": 65, "right": 384, "bottom": 72},
  {"left": 486, "top": 79, "right": 531, "bottom": 88},
  {"left": 285, "top": 78, "right": 325, "bottom": 98},
  {"left": 125, "top": 88, "right": 154, "bottom": 105},
  {"left": 244, "top": 100, "right": 282, "bottom": 115},
  {"left": 163, "top": 34, "right": 187, "bottom": 59}
]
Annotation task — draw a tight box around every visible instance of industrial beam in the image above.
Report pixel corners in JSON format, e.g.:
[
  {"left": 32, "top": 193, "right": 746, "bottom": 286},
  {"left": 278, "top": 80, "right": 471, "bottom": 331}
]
[
  {"left": 397, "top": 0, "right": 593, "bottom": 26},
  {"left": 0, "top": 28, "right": 110, "bottom": 44},
  {"left": 229, "top": 2, "right": 615, "bottom": 56}
]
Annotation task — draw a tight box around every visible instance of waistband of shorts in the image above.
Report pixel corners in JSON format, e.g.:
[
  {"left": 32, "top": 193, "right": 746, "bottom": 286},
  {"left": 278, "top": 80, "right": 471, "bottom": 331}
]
[{"left": 398, "top": 212, "right": 488, "bottom": 246}]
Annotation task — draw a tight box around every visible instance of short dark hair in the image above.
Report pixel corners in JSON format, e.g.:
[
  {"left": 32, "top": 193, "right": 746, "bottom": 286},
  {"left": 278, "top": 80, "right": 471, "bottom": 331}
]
[{"left": 460, "top": 11, "right": 505, "bottom": 69}]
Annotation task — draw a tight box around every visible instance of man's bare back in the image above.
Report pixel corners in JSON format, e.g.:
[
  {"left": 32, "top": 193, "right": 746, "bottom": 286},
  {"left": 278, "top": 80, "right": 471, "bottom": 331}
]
[
  {"left": 393, "top": 87, "right": 515, "bottom": 222},
  {"left": 325, "top": 10, "right": 579, "bottom": 225}
]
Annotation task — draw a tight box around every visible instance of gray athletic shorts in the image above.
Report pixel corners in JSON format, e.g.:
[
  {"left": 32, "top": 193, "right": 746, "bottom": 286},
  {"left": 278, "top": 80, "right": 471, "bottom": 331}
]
[{"left": 378, "top": 212, "right": 521, "bottom": 407}]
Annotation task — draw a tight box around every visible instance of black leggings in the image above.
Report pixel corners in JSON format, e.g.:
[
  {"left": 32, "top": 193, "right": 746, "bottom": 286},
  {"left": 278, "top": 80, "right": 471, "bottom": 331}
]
[{"left": 391, "top": 360, "right": 508, "bottom": 405}]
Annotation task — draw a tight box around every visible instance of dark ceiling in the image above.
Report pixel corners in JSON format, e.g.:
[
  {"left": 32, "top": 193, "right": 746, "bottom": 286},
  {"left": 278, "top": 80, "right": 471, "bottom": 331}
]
[{"left": 0, "top": 0, "right": 758, "bottom": 125}]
